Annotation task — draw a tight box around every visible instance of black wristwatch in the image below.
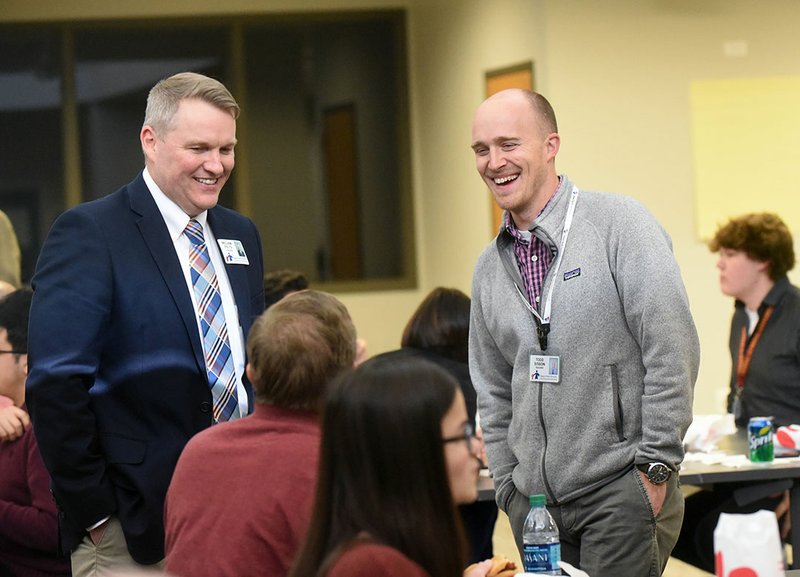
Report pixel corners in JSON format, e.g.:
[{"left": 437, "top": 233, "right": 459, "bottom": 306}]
[{"left": 636, "top": 462, "right": 671, "bottom": 485}]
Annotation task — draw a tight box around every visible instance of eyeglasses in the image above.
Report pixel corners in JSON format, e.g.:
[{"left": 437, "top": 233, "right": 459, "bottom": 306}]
[
  {"left": 442, "top": 423, "right": 477, "bottom": 448},
  {"left": 0, "top": 350, "right": 24, "bottom": 355}
]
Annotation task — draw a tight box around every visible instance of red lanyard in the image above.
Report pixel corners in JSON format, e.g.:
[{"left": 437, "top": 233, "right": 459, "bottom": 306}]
[{"left": 735, "top": 306, "right": 774, "bottom": 391}]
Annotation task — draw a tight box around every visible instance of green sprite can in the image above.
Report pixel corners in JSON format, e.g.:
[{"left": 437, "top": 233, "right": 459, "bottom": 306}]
[{"left": 748, "top": 417, "right": 774, "bottom": 463}]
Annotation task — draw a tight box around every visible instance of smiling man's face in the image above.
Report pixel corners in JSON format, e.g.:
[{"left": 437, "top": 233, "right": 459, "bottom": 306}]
[
  {"left": 471, "top": 90, "right": 559, "bottom": 229},
  {"left": 141, "top": 98, "right": 237, "bottom": 217}
]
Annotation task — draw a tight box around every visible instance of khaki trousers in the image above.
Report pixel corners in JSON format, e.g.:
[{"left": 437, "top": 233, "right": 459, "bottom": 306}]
[{"left": 71, "top": 516, "right": 164, "bottom": 577}]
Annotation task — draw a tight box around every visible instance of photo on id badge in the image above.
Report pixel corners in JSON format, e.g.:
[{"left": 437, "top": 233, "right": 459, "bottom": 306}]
[{"left": 530, "top": 353, "right": 560, "bottom": 383}]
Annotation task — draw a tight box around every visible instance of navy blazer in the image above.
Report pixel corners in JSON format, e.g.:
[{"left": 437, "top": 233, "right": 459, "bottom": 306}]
[{"left": 26, "top": 173, "right": 265, "bottom": 564}]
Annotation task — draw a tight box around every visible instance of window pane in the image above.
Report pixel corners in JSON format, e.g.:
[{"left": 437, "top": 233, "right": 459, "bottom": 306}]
[
  {"left": 0, "top": 13, "right": 413, "bottom": 288},
  {"left": 0, "top": 29, "right": 62, "bottom": 284},
  {"left": 74, "top": 27, "right": 229, "bottom": 201},
  {"left": 244, "top": 14, "right": 410, "bottom": 282}
]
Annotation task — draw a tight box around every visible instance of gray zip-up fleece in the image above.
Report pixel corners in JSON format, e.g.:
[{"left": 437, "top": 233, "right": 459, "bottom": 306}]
[{"left": 469, "top": 175, "right": 699, "bottom": 510}]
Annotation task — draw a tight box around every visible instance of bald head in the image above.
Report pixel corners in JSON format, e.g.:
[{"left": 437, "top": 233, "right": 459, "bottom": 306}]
[
  {"left": 470, "top": 88, "right": 561, "bottom": 229},
  {"left": 477, "top": 89, "right": 557, "bottom": 135}
]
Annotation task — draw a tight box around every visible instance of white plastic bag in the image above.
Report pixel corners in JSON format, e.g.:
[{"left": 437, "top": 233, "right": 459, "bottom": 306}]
[{"left": 714, "top": 510, "right": 785, "bottom": 576}]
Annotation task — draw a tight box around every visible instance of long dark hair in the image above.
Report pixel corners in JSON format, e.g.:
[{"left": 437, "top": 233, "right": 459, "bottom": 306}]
[
  {"left": 401, "top": 287, "right": 471, "bottom": 363},
  {"left": 289, "top": 351, "right": 468, "bottom": 577}
]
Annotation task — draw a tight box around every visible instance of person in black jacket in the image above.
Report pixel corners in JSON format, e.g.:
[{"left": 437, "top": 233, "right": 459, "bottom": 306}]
[
  {"left": 674, "top": 212, "right": 799, "bottom": 571},
  {"left": 401, "top": 287, "right": 498, "bottom": 563}
]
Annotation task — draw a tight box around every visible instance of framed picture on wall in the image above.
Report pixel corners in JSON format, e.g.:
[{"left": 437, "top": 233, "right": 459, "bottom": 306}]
[{"left": 484, "top": 61, "right": 534, "bottom": 234}]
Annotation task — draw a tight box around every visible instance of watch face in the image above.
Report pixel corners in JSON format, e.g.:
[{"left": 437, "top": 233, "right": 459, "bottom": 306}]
[{"left": 648, "top": 464, "right": 670, "bottom": 484}]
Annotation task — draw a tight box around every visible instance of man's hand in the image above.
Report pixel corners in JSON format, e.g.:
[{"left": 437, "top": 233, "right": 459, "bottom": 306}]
[
  {"left": 637, "top": 469, "right": 667, "bottom": 516},
  {"left": 0, "top": 405, "right": 30, "bottom": 442},
  {"left": 464, "top": 559, "right": 493, "bottom": 577}
]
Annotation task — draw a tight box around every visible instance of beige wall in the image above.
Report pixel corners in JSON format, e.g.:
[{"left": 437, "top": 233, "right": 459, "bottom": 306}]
[
  {"left": 408, "top": 0, "right": 800, "bottom": 415},
  {"left": 6, "top": 0, "right": 800, "bottom": 415}
]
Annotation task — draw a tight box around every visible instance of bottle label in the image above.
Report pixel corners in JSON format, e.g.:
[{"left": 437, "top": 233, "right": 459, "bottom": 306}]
[{"left": 522, "top": 542, "right": 561, "bottom": 573}]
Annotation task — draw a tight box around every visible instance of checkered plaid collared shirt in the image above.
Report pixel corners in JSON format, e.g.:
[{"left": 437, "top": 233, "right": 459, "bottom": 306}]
[{"left": 504, "top": 190, "right": 558, "bottom": 310}]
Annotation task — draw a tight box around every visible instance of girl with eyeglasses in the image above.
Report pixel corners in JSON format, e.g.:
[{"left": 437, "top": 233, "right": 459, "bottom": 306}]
[{"left": 288, "top": 351, "right": 492, "bottom": 577}]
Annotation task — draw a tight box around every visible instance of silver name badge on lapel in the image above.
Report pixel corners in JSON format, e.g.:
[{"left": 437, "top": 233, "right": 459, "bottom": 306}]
[
  {"left": 530, "top": 353, "right": 561, "bottom": 383},
  {"left": 217, "top": 239, "right": 249, "bottom": 265}
]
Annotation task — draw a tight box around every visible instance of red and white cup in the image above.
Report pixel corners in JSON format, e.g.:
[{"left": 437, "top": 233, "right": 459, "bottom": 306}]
[{"left": 775, "top": 424, "right": 800, "bottom": 449}]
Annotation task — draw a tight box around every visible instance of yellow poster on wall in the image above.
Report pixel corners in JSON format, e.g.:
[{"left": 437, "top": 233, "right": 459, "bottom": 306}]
[{"left": 690, "top": 75, "right": 800, "bottom": 240}]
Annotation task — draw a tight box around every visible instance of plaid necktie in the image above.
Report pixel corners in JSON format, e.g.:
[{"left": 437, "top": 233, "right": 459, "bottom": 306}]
[{"left": 184, "top": 218, "right": 239, "bottom": 422}]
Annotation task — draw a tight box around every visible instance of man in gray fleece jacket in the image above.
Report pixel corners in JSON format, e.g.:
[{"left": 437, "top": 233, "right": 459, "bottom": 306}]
[{"left": 469, "top": 88, "right": 699, "bottom": 576}]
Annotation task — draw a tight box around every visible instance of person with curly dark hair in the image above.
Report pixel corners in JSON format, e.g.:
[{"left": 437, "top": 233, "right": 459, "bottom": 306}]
[
  {"left": 673, "top": 212, "right": 799, "bottom": 571},
  {"left": 709, "top": 212, "right": 798, "bottom": 428}
]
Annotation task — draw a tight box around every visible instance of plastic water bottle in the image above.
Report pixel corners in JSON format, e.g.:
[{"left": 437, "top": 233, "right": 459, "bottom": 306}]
[{"left": 522, "top": 494, "right": 561, "bottom": 575}]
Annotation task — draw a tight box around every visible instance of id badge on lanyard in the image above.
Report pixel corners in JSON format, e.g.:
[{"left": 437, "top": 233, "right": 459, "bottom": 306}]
[
  {"left": 530, "top": 353, "right": 561, "bottom": 383},
  {"left": 521, "top": 186, "right": 579, "bottom": 385}
]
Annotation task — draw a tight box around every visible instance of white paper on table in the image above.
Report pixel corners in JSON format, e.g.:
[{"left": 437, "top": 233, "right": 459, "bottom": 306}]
[{"left": 683, "top": 413, "right": 737, "bottom": 452}]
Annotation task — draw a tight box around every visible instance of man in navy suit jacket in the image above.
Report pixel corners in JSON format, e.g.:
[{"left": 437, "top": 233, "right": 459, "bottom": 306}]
[{"left": 26, "top": 72, "right": 265, "bottom": 572}]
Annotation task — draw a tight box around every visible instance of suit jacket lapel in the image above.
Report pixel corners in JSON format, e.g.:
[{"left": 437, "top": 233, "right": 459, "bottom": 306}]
[{"left": 128, "top": 174, "right": 206, "bottom": 375}]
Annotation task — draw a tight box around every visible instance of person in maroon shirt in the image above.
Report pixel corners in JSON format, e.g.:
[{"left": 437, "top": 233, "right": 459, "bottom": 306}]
[
  {"left": 0, "top": 288, "right": 71, "bottom": 577},
  {"left": 164, "top": 290, "right": 358, "bottom": 577}
]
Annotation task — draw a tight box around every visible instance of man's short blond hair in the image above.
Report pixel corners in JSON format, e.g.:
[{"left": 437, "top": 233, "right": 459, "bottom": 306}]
[{"left": 143, "top": 72, "right": 239, "bottom": 134}]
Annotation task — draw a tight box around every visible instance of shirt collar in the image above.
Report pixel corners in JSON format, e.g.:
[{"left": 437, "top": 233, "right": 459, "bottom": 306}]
[
  {"left": 503, "top": 176, "right": 562, "bottom": 238},
  {"left": 734, "top": 275, "right": 791, "bottom": 312},
  {"left": 760, "top": 275, "right": 791, "bottom": 309},
  {"left": 143, "top": 167, "right": 208, "bottom": 242}
]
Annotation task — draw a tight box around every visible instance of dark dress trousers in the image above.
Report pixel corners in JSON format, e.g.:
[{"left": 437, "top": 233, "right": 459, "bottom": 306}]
[{"left": 26, "top": 172, "right": 265, "bottom": 564}]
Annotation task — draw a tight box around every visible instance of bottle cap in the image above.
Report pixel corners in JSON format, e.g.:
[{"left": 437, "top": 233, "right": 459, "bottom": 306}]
[{"left": 529, "top": 494, "right": 546, "bottom": 507}]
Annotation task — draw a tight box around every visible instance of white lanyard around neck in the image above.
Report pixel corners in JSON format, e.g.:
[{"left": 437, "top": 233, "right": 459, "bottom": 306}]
[{"left": 515, "top": 185, "right": 580, "bottom": 349}]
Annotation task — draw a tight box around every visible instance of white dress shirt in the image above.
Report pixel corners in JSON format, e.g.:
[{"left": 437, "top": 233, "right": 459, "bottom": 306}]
[{"left": 143, "top": 168, "right": 248, "bottom": 418}]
